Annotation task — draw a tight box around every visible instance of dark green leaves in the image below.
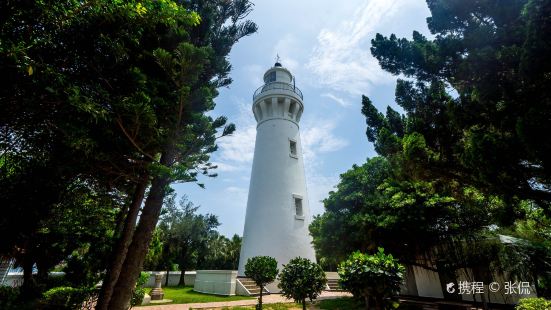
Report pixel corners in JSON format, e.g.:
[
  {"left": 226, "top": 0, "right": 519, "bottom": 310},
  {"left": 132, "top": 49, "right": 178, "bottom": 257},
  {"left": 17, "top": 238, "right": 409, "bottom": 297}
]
[
  {"left": 244, "top": 256, "right": 279, "bottom": 287},
  {"left": 277, "top": 258, "right": 326, "bottom": 306}
]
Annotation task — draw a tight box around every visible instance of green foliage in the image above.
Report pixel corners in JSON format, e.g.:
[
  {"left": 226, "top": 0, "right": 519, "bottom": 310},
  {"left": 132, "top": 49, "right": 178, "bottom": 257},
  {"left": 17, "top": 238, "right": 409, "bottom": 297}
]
[
  {"left": 159, "top": 285, "right": 253, "bottom": 304},
  {"left": 278, "top": 257, "right": 326, "bottom": 310},
  {"left": 151, "top": 194, "right": 224, "bottom": 273},
  {"left": 338, "top": 249, "right": 405, "bottom": 310},
  {"left": 245, "top": 256, "right": 278, "bottom": 310},
  {"left": 366, "top": 0, "right": 551, "bottom": 210},
  {"left": 358, "top": 0, "right": 551, "bottom": 297},
  {"left": 245, "top": 256, "right": 279, "bottom": 287},
  {"left": 516, "top": 297, "right": 551, "bottom": 310},
  {"left": 318, "top": 297, "right": 365, "bottom": 310},
  {"left": 143, "top": 228, "right": 165, "bottom": 271},
  {"left": 198, "top": 233, "right": 243, "bottom": 270},
  {"left": 130, "top": 272, "right": 150, "bottom": 307},
  {"left": 310, "top": 157, "right": 489, "bottom": 266},
  {"left": 0, "top": 286, "right": 20, "bottom": 310},
  {"left": 42, "top": 286, "right": 94, "bottom": 310},
  {"left": 1, "top": 0, "right": 257, "bottom": 306}
]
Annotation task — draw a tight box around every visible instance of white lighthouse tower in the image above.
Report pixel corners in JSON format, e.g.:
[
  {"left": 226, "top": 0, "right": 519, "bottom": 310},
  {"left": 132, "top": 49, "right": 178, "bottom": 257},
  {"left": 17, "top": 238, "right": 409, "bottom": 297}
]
[{"left": 237, "top": 61, "right": 316, "bottom": 287}]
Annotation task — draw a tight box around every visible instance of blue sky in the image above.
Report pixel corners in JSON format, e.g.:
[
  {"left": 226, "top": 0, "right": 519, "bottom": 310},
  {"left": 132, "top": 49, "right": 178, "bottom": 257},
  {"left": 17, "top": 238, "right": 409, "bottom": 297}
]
[{"left": 172, "top": 0, "right": 432, "bottom": 237}]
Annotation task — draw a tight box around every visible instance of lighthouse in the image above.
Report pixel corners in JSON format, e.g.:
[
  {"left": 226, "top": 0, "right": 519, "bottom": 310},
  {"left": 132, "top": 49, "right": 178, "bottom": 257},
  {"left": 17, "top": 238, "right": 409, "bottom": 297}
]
[{"left": 237, "top": 61, "right": 316, "bottom": 287}]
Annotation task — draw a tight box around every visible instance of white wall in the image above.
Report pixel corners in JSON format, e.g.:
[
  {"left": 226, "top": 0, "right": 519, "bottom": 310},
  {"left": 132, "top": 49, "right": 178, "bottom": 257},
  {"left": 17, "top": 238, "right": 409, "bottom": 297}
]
[
  {"left": 3, "top": 271, "right": 195, "bottom": 288},
  {"left": 193, "top": 270, "right": 237, "bottom": 296},
  {"left": 144, "top": 271, "right": 196, "bottom": 288}
]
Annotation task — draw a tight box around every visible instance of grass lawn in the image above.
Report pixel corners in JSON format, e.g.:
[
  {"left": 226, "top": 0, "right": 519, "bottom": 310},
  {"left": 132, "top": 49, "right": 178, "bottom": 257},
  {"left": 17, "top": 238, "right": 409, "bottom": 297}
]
[
  {"left": 141, "top": 286, "right": 253, "bottom": 306},
  {"left": 216, "top": 304, "right": 302, "bottom": 310},
  {"left": 216, "top": 298, "right": 362, "bottom": 310},
  {"left": 317, "top": 297, "right": 364, "bottom": 309},
  {"left": 218, "top": 298, "right": 422, "bottom": 310}
]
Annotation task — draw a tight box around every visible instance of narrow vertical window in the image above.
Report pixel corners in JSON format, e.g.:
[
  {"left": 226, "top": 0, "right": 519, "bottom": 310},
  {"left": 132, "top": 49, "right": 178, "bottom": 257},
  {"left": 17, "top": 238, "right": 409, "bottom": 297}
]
[
  {"left": 294, "top": 197, "right": 303, "bottom": 216},
  {"left": 289, "top": 140, "right": 297, "bottom": 158}
]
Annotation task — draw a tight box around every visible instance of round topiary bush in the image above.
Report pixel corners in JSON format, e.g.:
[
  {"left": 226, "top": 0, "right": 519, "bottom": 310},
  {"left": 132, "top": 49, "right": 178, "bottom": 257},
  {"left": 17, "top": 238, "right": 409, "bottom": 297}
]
[
  {"left": 245, "top": 256, "right": 278, "bottom": 310},
  {"left": 42, "top": 286, "right": 94, "bottom": 310},
  {"left": 338, "top": 248, "right": 405, "bottom": 310},
  {"left": 278, "top": 257, "right": 327, "bottom": 310}
]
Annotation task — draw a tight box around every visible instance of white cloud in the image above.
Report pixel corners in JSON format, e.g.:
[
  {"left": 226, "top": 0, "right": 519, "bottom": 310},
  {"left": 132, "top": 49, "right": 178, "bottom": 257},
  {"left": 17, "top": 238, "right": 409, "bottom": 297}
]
[
  {"left": 225, "top": 186, "right": 247, "bottom": 195},
  {"left": 215, "top": 101, "right": 256, "bottom": 167},
  {"left": 300, "top": 119, "right": 347, "bottom": 216},
  {"left": 273, "top": 34, "right": 301, "bottom": 73},
  {"left": 306, "top": 174, "right": 338, "bottom": 216},
  {"left": 301, "top": 121, "right": 348, "bottom": 165},
  {"left": 307, "top": 0, "right": 404, "bottom": 95},
  {"left": 243, "top": 64, "right": 264, "bottom": 88},
  {"left": 321, "top": 93, "right": 351, "bottom": 107}
]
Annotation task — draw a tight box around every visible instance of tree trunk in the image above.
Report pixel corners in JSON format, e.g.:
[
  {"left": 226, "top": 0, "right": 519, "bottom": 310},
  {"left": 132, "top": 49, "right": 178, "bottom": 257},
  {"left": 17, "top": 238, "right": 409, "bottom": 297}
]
[
  {"left": 36, "top": 262, "right": 49, "bottom": 285},
  {"left": 178, "top": 263, "right": 186, "bottom": 286},
  {"left": 108, "top": 150, "right": 174, "bottom": 310},
  {"left": 259, "top": 285, "right": 263, "bottom": 309},
  {"left": 165, "top": 270, "right": 170, "bottom": 287},
  {"left": 364, "top": 295, "right": 370, "bottom": 310},
  {"left": 96, "top": 176, "right": 148, "bottom": 310},
  {"left": 302, "top": 298, "right": 306, "bottom": 310},
  {"left": 21, "top": 253, "right": 35, "bottom": 297},
  {"left": 375, "top": 296, "right": 382, "bottom": 310},
  {"left": 178, "top": 248, "right": 188, "bottom": 286}
]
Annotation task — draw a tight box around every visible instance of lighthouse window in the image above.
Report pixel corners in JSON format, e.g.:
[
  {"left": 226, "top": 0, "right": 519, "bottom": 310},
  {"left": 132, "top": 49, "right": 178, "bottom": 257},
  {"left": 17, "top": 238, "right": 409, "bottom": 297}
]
[
  {"left": 266, "top": 71, "right": 276, "bottom": 83},
  {"left": 289, "top": 140, "right": 297, "bottom": 158},
  {"left": 294, "top": 197, "right": 303, "bottom": 217}
]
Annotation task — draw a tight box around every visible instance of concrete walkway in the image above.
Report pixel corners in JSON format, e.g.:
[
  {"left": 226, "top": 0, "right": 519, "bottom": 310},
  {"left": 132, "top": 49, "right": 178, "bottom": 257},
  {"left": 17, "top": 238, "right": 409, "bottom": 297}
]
[{"left": 138, "top": 291, "right": 352, "bottom": 310}]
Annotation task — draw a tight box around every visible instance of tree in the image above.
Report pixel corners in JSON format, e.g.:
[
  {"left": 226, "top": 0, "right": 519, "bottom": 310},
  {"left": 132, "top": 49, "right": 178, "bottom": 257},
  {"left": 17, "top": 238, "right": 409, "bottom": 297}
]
[
  {"left": 1, "top": 0, "right": 198, "bottom": 297},
  {"left": 357, "top": 0, "right": 551, "bottom": 298},
  {"left": 197, "top": 233, "right": 242, "bottom": 270},
  {"left": 157, "top": 194, "right": 219, "bottom": 286},
  {"left": 278, "top": 257, "right": 327, "bottom": 310},
  {"left": 1, "top": 1, "right": 257, "bottom": 307},
  {"left": 105, "top": 1, "right": 257, "bottom": 307},
  {"left": 338, "top": 249, "right": 405, "bottom": 310},
  {"left": 309, "top": 157, "right": 496, "bottom": 268},
  {"left": 245, "top": 256, "right": 278, "bottom": 310},
  {"left": 365, "top": 0, "right": 551, "bottom": 212}
]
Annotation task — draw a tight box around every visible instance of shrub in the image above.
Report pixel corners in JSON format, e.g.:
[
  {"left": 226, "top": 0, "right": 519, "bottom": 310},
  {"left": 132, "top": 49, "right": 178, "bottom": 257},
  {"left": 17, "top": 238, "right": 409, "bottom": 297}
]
[
  {"left": 42, "top": 286, "right": 94, "bottom": 310},
  {"left": 245, "top": 256, "right": 278, "bottom": 310},
  {"left": 338, "top": 248, "right": 405, "bottom": 310},
  {"left": 278, "top": 257, "right": 327, "bottom": 310},
  {"left": 130, "top": 271, "right": 150, "bottom": 308},
  {"left": 0, "top": 286, "right": 20, "bottom": 310},
  {"left": 516, "top": 297, "right": 551, "bottom": 310}
]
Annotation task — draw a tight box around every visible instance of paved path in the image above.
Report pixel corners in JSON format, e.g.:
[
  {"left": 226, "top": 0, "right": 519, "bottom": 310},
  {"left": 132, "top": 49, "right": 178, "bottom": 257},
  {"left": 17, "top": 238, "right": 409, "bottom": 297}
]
[{"left": 138, "top": 291, "right": 352, "bottom": 310}]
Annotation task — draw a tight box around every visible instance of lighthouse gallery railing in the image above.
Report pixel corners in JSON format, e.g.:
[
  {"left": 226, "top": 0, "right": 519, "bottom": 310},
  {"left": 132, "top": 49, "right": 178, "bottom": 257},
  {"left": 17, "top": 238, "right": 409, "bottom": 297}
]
[{"left": 253, "top": 82, "right": 303, "bottom": 100}]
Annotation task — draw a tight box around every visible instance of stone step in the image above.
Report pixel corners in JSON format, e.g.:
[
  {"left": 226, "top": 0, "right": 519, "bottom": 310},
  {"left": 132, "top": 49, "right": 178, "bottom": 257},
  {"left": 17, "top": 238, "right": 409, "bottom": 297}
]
[
  {"left": 241, "top": 281, "right": 257, "bottom": 285},
  {"left": 325, "top": 279, "right": 343, "bottom": 291},
  {"left": 237, "top": 277, "right": 270, "bottom": 296}
]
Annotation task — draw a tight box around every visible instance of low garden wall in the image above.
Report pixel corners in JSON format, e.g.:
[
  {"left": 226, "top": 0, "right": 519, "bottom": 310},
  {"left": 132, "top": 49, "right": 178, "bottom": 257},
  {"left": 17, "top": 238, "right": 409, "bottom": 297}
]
[
  {"left": 3, "top": 271, "right": 196, "bottom": 288},
  {"left": 193, "top": 270, "right": 237, "bottom": 296},
  {"left": 144, "top": 271, "right": 196, "bottom": 288}
]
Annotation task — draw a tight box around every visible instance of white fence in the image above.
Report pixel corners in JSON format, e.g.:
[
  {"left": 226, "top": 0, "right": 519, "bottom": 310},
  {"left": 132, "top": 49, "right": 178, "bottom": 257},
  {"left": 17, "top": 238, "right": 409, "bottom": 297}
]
[{"left": 3, "top": 271, "right": 196, "bottom": 288}]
